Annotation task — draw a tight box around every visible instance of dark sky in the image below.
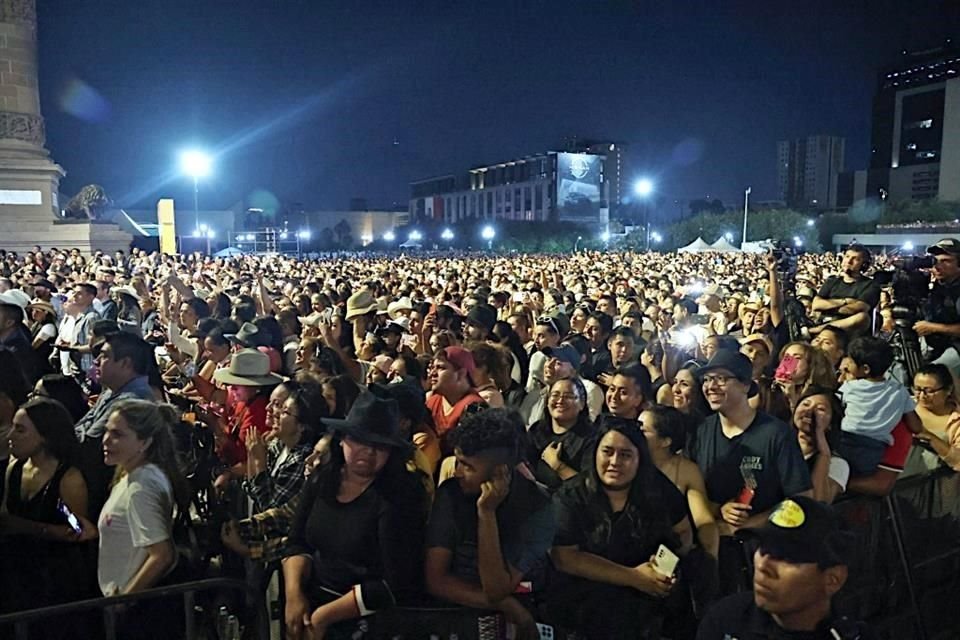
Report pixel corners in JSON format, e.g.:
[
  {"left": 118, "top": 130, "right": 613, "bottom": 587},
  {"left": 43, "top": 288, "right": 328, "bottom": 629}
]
[{"left": 36, "top": 0, "right": 959, "bottom": 217}]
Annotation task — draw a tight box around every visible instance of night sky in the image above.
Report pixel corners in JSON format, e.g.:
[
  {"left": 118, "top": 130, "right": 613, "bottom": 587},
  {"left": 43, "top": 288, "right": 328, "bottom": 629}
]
[{"left": 36, "top": 0, "right": 960, "bottom": 217}]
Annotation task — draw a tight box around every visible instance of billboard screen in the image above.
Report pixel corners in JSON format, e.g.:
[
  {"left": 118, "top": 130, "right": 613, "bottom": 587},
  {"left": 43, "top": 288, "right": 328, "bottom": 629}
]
[{"left": 556, "top": 153, "right": 603, "bottom": 221}]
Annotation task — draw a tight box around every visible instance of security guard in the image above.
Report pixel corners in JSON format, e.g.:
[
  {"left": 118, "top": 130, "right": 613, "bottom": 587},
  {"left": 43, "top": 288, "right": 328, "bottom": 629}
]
[{"left": 696, "top": 496, "right": 873, "bottom": 639}]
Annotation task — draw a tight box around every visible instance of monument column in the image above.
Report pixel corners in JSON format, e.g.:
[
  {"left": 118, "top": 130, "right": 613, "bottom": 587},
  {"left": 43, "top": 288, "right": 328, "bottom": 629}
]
[
  {"left": 0, "top": 0, "right": 130, "bottom": 254},
  {"left": 0, "top": 0, "right": 63, "bottom": 217}
]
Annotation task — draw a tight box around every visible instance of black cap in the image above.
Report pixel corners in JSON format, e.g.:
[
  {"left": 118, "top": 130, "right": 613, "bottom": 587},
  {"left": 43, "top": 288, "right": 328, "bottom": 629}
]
[
  {"left": 738, "top": 496, "right": 853, "bottom": 567},
  {"left": 465, "top": 304, "right": 497, "bottom": 333},
  {"left": 696, "top": 350, "right": 753, "bottom": 384},
  {"left": 927, "top": 238, "right": 960, "bottom": 257},
  {"left": 541, "top": 344, "right": 580, "bottom": 372}
]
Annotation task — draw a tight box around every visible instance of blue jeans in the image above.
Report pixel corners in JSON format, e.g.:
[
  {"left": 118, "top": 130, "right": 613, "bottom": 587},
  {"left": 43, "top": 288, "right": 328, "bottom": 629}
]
[{"left": 838, "top": 431, "right": 888, "bottom": 476}]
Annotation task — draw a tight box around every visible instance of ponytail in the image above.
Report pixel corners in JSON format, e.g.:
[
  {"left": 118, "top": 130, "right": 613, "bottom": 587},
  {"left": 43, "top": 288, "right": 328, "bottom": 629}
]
[{"left": 110, "top": 400, "right": 191, "bottom": 513}]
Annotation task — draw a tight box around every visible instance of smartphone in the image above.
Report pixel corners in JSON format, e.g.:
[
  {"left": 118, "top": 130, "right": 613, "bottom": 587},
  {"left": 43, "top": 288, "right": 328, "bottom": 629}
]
[
  {"left": 58, "top": 500, "right": 82, "bottom": 534},
  {"left": 774, "top": 354, "right": 799, "bottom": 383},
  {"left": 653, "top": 544, "right": 680, "bottom": 577}
]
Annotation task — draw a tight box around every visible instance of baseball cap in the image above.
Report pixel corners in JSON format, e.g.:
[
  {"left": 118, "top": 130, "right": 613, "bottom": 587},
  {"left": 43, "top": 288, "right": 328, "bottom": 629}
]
[
  {"left": 442, "top": 346, "right": 476, "bottom": 381},
  {"left": 541, "top": 344, "right": 580, "bottom": 372},
  {"left": 738, "top": 496, "right": 853, "bottom": 567},
  {"left": 927, "top": 238, "right": 960, "bottom": 257},
  {"left": 696, "top": 350, "right": 758, "bottom": 396}
]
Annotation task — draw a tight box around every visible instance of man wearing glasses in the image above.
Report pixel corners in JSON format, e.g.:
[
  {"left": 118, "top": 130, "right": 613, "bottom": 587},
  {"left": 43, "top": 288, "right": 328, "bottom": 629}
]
[{"left": 687, "top": 351, "right": 812, "bottom": 594}]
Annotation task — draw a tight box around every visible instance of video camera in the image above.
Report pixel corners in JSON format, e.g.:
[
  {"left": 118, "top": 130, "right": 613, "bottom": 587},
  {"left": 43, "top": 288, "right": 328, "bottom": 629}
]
[{"left": 873, "top": 255, "right": 933, "bottom": 325}]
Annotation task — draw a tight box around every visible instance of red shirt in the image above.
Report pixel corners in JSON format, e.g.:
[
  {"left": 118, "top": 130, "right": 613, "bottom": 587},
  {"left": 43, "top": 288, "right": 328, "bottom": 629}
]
[
  {"left": 878, "top": 421, "right": 911, "bottom": 473},
  {"left": 218, "top": 395, "right": 269, "bottom": 466},
  {"left": 426, "top": 391, "right": 484, "bottom": 453}
]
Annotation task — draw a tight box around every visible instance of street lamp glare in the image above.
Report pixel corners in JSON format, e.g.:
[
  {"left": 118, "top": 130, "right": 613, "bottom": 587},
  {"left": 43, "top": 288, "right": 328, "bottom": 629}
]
[
  {"left": 806, "top": 219, "right": 815, "bottom": 227},
  {"left": 634, "top": 178, "right": 654, "bottom": 198},
  {"left": 441, "top": 229, "right": 454, "bottom": 241},
  {"left": 481, "top": 226, "right": 495, "bottom": 240},
  {"left": 180, "top": 150, "right": 212, "bottom": 178},
  {"left": 383, "top": 231, "right": 396, "bottom": 242},
  {"left": 409, "top": 230, "right": 422, "bottom": 242}
]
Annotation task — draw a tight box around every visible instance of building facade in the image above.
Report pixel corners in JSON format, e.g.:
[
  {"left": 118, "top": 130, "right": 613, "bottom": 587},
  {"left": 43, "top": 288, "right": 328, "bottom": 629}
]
[
  {"left": 410, "top": 150, "right": 610, "bottom": 227},
  {"left": 836, "top": 44, "right": 960, "bottom": 207},
  {"left": 777, "top": 136, "right": 845, "bottom": 210}
]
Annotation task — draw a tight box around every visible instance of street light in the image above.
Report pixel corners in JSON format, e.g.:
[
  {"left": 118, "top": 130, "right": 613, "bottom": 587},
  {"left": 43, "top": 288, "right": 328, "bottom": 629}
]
[
  {"left": 180, "top": 150, "right": 212, "bottom": 251},
  {"left": 481, "top": 225, "right": 495, "bottom": 250},
  {"left": 724, "top": 231, "right": 733, "bottom": 242},
  {"left": 297, "top": 230, "right": 311, "bottom": 240},
  {"left": 806, "top": 219, "right": 815, "bottom": 227},
  {"left": 441, "top": 228, "right": 454, "bottom": 246},
  {"left": 409, "top": 230, "right": 422, "bottom": 242},
  {"left": 634, "top": 178, "right": 655, "bottom": 250},
  {"left": 633, "top": 178, "right": 654, "bottom": 198},
  {"left": 793, "top": 236, "right": 803, "bottom": 247},
  {"left": 574, "top": 235, "right": 583, "bottom": 252},
  {"left": 651, "top": 231, "right": 663, "bottom": 244},
  {"left": 902, "top": 240, "right": 915, "bottom": 251},
  {"left": 383, "top": 231, "right": 396, "bottom": 242},
  {"left": 741, "top": 187, "right": 751, "bottom": 249}
]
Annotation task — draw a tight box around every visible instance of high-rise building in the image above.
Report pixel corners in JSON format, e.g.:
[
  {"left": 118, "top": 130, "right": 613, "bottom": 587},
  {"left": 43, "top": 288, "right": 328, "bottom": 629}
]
[
  {"left": 777, "top": 136, "right": 845, "bottom": 210},
  {"left": 836, "top": 43, "right": 960, "bottom": 207}
]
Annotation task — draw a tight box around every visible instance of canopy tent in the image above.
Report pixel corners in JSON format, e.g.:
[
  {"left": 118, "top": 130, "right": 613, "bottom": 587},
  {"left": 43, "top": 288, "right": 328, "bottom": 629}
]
[
  {"left": 677, "top": 237, "right": 712, "bottom": 253},
  {"left": 214, "top": 246, "right": 245, "bottom": 258},
  {"left": 710, "top": 238, "right": 741, "bottom": 252}
]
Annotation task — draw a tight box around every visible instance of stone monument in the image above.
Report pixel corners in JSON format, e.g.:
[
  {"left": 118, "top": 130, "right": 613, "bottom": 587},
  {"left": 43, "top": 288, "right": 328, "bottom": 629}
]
[{"left": 0, "top": 0, "right": 129, "bottom": 254}]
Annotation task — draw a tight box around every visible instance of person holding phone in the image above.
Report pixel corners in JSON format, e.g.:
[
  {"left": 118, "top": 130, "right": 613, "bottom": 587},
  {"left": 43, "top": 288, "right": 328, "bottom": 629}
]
[
  {"left": 548, "top": 416, "right": 693, "bottom": 639},
  {"left": 0, "top": 397, "right": 94, "bottom": 623}
]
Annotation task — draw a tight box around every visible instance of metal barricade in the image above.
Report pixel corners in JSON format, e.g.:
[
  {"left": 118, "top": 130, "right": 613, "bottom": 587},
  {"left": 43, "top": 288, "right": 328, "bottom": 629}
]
[{"left": 0, "top": 577, "right": 252, "bottom": 640}]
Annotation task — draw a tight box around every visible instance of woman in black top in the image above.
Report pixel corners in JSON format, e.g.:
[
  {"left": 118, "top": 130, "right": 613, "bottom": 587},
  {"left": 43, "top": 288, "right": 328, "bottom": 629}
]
[
  {"left": 549, "top": 416, "right": 693, "bottom": 639},
  {"left": 0, "top": 398, "right": 93, "bottom": 631},
  {"left": 527, "top": 377, "right": 595, "bottom": 490},
  {"left": 281, "top": 392, "right": 428, "bottom": 640}
]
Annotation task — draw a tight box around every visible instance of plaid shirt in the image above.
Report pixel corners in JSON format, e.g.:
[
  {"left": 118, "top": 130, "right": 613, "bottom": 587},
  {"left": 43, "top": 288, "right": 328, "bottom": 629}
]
[
  {"left": 236, "top": 496, "right": 300, "bottom": 562},
  {"left": 240, "top": 439, "right": 311, "bottom": 513}
]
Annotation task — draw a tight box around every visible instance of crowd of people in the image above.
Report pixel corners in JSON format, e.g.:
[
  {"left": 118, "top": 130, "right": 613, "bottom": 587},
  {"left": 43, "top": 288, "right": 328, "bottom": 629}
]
[{"left": 0, "top": 240, "right": 959, "bottom": 639}]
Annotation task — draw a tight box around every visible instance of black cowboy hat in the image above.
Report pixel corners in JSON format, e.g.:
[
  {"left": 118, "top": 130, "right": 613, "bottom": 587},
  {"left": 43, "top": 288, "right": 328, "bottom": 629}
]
[{"left": 321, "top": 391, "right": 412, "bottom": 451}]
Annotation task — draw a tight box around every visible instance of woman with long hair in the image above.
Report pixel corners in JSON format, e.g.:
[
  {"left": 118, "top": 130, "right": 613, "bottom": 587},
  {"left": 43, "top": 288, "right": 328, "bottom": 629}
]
[
  {"left": 790, "top": 386, "right": 849, "bottom": 503},
  {"left": 92, "top": 400, "right": 189, "bottom": 639},
  {"left": 766, "top": 341, "right": 836, "bottom": 422},
  {"left": 0, "top": 398, "right": 92, "bottom": 621},
  {"left": 657, "top": 359, "right": 710, "bottom": 422},
  {"left": 281, "top": 392, "right": 428, "bottom": 640},
  {"left": 26, "top": 299, "right": 58, "bottom": 366},
  {"left": 910, "top": 364, "right": 960, "bottom": 472},
  {"left": 548, "top": 416, "right": 694, "bottom": 638},
  {"left": 321, "top": 374, "right": 361, "bottom": 419},
  {"left": 469, "top": 342, "right": 511, "bottom": 409},
  {"left": 528, "top": 377, "right": 595, "bottom": 490},
  {"left": 491, "top": 320, "right": 530, "bottom": 388},
  {"left": 641, "top": 405, "right": 718, "bottom": 560}
]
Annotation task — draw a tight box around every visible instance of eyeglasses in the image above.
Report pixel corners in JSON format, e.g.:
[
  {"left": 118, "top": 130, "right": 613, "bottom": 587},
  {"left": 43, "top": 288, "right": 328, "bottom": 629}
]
[
  {"left": 537, "top": 316, "right": 560, "bottom": 335},
  {"left": 912, "top": 386, "right": 946, "bottom": 396},
  {"left": 548, "top": 392, "right": 580, "bottom": 403},
  {"left": 702, "top": 374, "right": 736, "bottom": 388}
]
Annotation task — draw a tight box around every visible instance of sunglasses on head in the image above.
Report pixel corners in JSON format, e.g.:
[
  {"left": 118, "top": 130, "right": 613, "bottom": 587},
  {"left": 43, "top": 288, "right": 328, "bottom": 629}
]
[{"left": 537, "top": 316, "right": 560, "bottom": 335}]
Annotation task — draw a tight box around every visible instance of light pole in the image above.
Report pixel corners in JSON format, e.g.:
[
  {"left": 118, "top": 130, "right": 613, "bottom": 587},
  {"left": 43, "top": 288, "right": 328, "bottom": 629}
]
[
  {"left": 180, "top": 150, "right": 212, "bottom": 252},
  {"left": 741, "top": 186, "right": 751, "bottom": 249},
  {"left": 634, "top": 178, "right": 654, "bottom": 250},
  {"left": 574, "top": 235, "right": 583, "bottom": 252},
  {"left": 481, "top": 225, "right": 495, "bottom": 251}
]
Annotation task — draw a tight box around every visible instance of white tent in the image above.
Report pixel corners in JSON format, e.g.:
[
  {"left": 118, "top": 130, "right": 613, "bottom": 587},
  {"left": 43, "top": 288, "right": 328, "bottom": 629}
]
[
  {"left": 214, "top": 246, "right": 245, "bottom": 258},
  {"left": 677, "top": 237, "right": 712, "bottom": 253},
  {"left": 710, "top": 238, "right": 740, "bottom": 252}
]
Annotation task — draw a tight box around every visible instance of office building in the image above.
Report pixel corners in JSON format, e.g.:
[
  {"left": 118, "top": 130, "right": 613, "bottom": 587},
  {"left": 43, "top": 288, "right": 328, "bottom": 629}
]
[
  {"left": 836, "top": 43, "right": 960, "bottom": 207},
  {"left": 777, "top": 136, "right": 845, "bottom": 210},
  {"left": 410, "top": 149, "right": 610, "bottom": 226}
]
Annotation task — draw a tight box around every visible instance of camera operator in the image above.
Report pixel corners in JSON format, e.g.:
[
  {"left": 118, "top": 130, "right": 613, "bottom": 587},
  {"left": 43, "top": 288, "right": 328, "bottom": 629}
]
[
  {"left": 915, "top": 238, "right": 960, "bottom": 375},
  {"left": 811, "top": 245, "right": 879, "bottom": 338}
]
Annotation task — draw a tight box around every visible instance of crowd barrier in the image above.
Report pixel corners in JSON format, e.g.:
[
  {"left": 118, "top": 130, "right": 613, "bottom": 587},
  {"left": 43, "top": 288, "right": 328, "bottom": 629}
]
[
  {"left": 827, "top": 468, "right": 960, "bottom": 640},
  {"left": 1, "top": 470, "right": 958, "bottom": 640}
]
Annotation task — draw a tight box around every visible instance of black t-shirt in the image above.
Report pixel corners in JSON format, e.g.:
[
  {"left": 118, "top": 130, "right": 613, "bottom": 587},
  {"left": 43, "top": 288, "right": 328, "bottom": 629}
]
[
  {"left": 924, "top": 277, "right": 960, "bottom": 358},
  {"left": 527, "top": 418, "right": 596, "bottom": 490},
  {"left": 553, "top": 471, "right": 687, "bottom": 564},
  {"left": 817, "top": 275, "right": 881, "bottom": 311},
  {"left": 696, "top": 591, "right": 875, "bottom": 640},
  {"left": 284, "top": 469, "right": 428, "bottom": 599},
  {"left": 425, "top": 474, "right": 556, "bottom": 584},
  {"left": 687, "top": 412, "right": 812, "bottom": 513}
]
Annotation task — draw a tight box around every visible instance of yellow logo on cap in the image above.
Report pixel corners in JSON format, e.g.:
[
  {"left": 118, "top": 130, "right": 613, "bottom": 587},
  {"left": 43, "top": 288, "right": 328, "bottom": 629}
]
[{"left": 769, "top": 499, "right": 806, "bottom": 528}]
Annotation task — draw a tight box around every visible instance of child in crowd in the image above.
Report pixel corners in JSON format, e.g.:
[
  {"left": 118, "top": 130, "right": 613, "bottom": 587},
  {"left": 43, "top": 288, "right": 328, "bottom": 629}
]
[{"left": 837, "top": 336, "right": 922, "bottom": 475}]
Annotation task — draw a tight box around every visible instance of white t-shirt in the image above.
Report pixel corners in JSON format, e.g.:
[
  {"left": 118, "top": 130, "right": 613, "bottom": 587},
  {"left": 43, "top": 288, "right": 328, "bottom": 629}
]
[
  {"left": 98, "top": 463, "right": 175, "bottom": 596},
  {"left": 37, "top": 322, "right": 57, "bottom": 341}
]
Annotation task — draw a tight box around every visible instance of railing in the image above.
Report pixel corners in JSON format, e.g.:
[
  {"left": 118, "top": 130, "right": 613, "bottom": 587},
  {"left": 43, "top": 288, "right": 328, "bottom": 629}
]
[{"left": 0, "top": 577, "right": 252, "bottom": 640}]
